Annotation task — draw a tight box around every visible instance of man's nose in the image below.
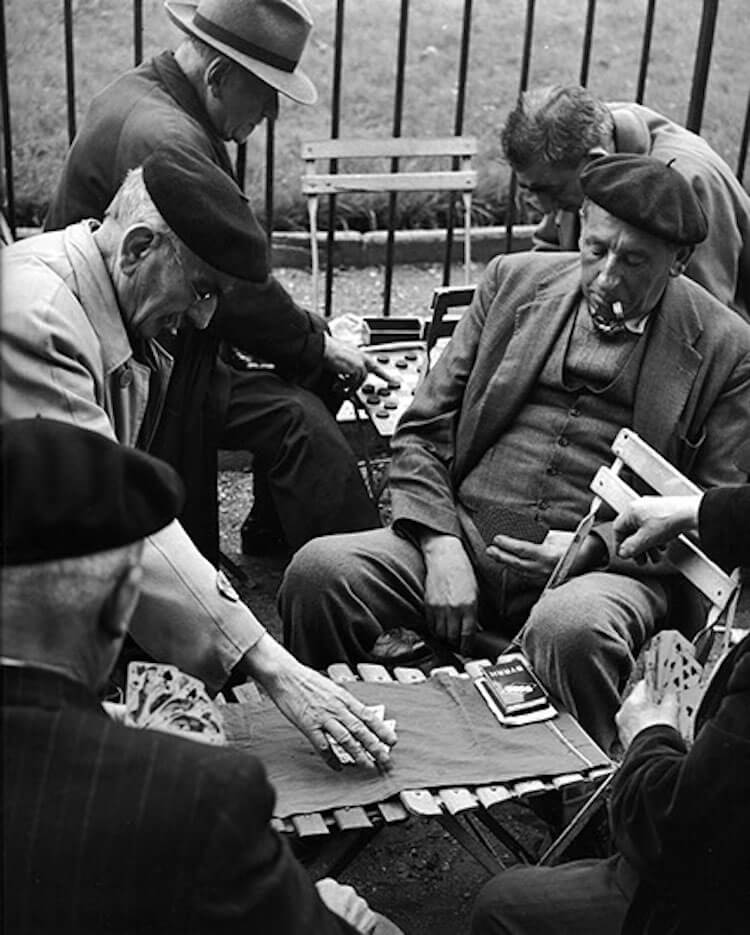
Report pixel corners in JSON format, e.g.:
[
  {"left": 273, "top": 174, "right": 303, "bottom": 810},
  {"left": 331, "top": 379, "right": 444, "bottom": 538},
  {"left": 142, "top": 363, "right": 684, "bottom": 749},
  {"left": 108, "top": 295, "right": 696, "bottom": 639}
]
[{"left": 597, "top": 253, "right": 621, "bottom": 288}]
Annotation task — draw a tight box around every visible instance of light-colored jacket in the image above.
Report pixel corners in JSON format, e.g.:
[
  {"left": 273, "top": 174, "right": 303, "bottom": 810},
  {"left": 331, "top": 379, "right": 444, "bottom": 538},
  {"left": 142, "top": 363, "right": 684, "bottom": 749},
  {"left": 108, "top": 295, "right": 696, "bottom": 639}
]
[{"left": 1, "top": 223, "right": 265, "bottom": 691}]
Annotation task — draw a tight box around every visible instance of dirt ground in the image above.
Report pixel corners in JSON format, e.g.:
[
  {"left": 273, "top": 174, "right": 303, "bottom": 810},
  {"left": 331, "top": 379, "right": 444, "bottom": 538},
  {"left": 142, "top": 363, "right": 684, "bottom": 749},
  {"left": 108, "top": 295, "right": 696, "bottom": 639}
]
[{"left": 217, "top": 262, "right": 749, "bottom": 935}]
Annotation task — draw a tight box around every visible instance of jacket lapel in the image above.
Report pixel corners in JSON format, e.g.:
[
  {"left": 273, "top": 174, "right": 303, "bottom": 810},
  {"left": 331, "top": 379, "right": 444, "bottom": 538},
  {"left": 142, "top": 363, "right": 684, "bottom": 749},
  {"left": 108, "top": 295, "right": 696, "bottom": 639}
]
[
  {"left": 633, "top": 280, "right": 703, "bottom": 457},
  {"left": 457, "top": 262, "right": 580, "bottom": 479}
]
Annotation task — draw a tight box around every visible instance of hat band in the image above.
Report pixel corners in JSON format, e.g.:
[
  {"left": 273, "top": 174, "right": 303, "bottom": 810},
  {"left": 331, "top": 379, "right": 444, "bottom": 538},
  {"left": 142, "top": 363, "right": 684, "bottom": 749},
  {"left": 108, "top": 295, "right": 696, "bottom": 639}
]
[{"left": 193, "top": 12, "right": 297, "bottom": 73}]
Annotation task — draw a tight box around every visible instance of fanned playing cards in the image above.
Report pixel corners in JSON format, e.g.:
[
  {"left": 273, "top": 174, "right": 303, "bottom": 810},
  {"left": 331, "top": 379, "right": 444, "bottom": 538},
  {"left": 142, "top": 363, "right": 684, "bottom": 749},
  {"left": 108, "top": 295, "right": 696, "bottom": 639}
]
[
  {"left": 636, "top": 630, "right": 706, "bottom": 741},
  {"left": 125, "top": 662, "right": 226, "bottom": 745}
]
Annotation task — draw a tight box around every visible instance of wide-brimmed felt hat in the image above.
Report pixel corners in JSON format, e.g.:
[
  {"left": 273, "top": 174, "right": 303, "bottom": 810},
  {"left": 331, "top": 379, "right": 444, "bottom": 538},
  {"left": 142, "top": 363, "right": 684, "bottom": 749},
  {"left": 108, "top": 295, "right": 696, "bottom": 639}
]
[{"left": 165, "top": 0, "right": 317, "bottom": 104}]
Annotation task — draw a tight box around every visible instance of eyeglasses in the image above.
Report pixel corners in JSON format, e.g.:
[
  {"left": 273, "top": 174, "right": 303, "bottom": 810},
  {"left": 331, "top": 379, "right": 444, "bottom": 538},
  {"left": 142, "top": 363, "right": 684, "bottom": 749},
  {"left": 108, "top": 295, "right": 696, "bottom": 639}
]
[{"left": 167, "top": 239, "right": 219, "bottom": 319}]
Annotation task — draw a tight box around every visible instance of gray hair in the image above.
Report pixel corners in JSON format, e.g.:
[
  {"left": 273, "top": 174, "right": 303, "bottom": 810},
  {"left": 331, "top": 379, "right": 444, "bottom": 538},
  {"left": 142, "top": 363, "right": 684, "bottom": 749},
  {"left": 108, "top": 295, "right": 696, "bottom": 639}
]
[
  {"left": 1, "top": 545, "right": 138, "bottom": 627},
  {"left": 176, "top": 34, "right": 236, "bottom": 82},
  {"left": 104, "top": 167, "right": 171, "bottom": 237},
  {"left": 501, "top": 85, "right": 614, "bottom": 171}
]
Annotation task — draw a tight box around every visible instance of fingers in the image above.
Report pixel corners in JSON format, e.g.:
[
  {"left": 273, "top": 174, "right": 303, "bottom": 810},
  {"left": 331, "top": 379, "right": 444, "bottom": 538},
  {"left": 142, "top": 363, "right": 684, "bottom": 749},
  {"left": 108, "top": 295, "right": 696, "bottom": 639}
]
[
  {"left": 316, "top": 692, "right": 397, "bottom": 769},
  {"left": 366, "top": 358, "right": 395, "bottom": 383}
]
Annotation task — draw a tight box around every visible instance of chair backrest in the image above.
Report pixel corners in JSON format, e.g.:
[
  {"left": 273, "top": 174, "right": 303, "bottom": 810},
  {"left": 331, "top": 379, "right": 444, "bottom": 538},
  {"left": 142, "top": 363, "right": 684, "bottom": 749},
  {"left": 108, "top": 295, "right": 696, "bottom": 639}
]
[
  {"left": 301, "top": 137, "right": 477, "bottom": 313},
  {"left": 423, "top": 284, "right": 476, "bottom": 372}
]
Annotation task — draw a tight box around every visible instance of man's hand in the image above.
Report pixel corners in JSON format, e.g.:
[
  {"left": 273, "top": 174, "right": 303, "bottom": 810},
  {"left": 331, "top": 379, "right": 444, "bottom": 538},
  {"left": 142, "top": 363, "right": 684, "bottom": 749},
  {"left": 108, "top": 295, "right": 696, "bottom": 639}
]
[
  {"left": 322, "top": 335, "right": 393, "bottom": 389},
  {"left": 239, "top": 635, "right": 397, "bottom": 769},
  {"left": 316, "top": 879, "right": 378, "bottom": 933},
  {"left": 485, "top": 530, "right": 575, "bottom": 583},
  {"left": 614, "top": 495, "right": 702, "bottom": 560},
  {"left": 420, "top": 533, "right": 478, "bottom": 652},
  {"left": 615, "top": 679, "right": 680, "bottom": 749}
]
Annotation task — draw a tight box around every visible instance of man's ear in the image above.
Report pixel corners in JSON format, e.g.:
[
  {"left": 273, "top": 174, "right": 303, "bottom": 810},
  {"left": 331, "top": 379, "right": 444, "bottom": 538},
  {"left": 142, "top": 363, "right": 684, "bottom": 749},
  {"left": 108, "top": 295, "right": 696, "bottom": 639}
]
[
  {"left": 669, "top": 245, "right": 694, "bottom": 277},
  {"left": 98, "top": 558, "right": 144, "bottom": 641},
  {"left": 205, "top": 58, "right": 233, "bottom": 98},
  {"left": 119, "top": 224, "right": 159, "bottom": 276},
  {"left": 580, "top": 145, "right": 609, "bottom": 169}
]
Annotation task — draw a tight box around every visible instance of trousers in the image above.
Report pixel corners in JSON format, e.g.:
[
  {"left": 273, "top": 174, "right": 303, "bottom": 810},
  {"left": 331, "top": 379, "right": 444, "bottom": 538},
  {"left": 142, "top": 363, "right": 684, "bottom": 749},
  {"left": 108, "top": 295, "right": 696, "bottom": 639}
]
[
  {"left": 220, "top": 368, "right": 380, "bottom": 554},
  {"left": 470, "top": 854, "right": 638, "bottom": 935},
  {"left": 278, "top": 528, "right": 668, "bottom": 752}
]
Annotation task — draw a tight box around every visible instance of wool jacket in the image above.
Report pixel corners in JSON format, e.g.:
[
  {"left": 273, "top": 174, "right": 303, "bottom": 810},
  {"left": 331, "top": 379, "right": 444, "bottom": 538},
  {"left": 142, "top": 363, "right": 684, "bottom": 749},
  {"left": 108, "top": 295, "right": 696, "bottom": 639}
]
[
  {"left": 2, "top": 665, "right": 357, "bottom": 935},
  {"left": 532, "top": 102, "right": 750, "bottom": 319},
  {"left": 612, "top": 485, "right": 750, "bottom": 934}
]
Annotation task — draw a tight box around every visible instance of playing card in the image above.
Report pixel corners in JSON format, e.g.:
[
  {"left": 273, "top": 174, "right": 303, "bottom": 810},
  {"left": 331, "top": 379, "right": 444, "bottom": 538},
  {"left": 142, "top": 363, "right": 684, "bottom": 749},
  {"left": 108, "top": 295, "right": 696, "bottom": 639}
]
[{"left": 641, "top": 631, "right": 704, "bottom": 741}]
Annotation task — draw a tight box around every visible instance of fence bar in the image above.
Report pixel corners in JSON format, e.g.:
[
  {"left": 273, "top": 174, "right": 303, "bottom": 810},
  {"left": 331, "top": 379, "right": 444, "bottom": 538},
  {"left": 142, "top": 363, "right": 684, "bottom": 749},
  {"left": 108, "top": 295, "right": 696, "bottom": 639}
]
[
  {"left": 264, "top": 118, "right": 275, "bottom": 236},
  {"left": 133, "top": 0, "right": 143, "bottom": 66},
  {"left": 323, "top": 0, "right": 346, "bottom": 318},
  {"left": 0, "top": 0, "right": 15, "bottom": 235},
  {"left": 685, "top": 0, "right": 719, "bottom": 133},
  {"left": 578, "top": 0, "right": 596, "bottom": 87},
  {"left": 442, "top": 0, "right": 473, "bottom": 287},
  {"left": 505, "top": 0, "right": 536, "bottom": 254},
  {"left": 737, "top": 90, "right": 750, "bottom": 184},
  {"left": 63, "top": 0, "right": 76, "bottom": 142},
  {"left": 383, "top": 0, "right": 410, "bottom": 318},
  {"left": 635, "top": 0, "right": 656, "bottom": 102}
]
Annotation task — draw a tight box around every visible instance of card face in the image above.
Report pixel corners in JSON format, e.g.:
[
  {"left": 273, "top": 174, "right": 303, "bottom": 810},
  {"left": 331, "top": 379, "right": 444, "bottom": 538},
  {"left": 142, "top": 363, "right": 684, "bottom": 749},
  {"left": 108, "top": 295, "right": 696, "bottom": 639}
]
[
  {"left": 471, "top": 504, "right": 549, "bottom": 546},
  {"left": 481, "top": 653, "right": 551, "bottom": 716},
  {"left": 640, "top": 631, "right": 705, "bottom": 741}
]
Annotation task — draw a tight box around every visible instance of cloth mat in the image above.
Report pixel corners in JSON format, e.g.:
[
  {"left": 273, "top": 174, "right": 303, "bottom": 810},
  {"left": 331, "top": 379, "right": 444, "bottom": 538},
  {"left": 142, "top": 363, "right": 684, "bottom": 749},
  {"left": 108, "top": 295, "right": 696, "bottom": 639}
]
[{"left": 223, "top": 674, "right": 611, "bottom": 818}]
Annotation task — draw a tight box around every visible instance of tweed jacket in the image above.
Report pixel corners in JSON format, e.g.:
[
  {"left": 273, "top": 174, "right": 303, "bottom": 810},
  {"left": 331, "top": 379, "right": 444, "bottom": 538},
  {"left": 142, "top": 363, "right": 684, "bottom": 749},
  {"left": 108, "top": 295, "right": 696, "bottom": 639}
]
[
  {"left": 612, "top": 486, "right": 750, "bottom": 935},
  {"left": 1, "top": 223, "right": 264, "bottom": 692},
  {"left": 389, "top": 252, "right": 750, "bottom": 565},
  {"left": 532, "top": 102, "right": 750, "bottom": 319},
  {"left": 1, "top": 665, "right": 356, "bottom": 935}
]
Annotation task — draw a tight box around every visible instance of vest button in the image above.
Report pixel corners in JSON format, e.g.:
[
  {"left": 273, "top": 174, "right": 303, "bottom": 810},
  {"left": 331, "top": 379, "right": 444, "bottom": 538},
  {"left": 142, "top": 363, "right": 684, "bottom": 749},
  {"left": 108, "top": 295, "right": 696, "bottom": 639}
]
[
  {"left": 569, "top": 407, "right": 580, "bottom": 417},
  {"left": 119, "top": 368, "right": 133, "bottom": 388},
  {"left": 558, "top": 436, "right": 568, "bottom": 447}
]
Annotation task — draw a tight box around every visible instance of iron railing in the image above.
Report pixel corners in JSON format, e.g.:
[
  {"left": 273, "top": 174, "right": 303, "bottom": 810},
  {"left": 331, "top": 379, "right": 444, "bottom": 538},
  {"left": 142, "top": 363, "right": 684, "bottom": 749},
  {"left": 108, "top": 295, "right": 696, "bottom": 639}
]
[{"left": 2, "top": 0, "right": 748, "bottom": 316}]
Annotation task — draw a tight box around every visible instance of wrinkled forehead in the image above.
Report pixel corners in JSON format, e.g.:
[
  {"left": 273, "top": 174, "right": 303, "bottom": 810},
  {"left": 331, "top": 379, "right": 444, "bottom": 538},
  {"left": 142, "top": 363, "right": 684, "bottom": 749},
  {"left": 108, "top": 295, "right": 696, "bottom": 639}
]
[{"left": 580, "top": 201, "right": 678, "bottom": 255}]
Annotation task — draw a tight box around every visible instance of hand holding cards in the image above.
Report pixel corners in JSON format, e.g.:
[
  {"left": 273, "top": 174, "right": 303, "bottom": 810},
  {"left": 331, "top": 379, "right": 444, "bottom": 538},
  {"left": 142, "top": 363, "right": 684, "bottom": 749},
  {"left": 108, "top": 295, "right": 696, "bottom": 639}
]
[
  {"left": 124, "top": 662, "right": 226, "bottom": 745},
  {"left": 475, "top": 653, "right": 557, "bottom": 727},
  {"left": 638, "top": 630, "right": 704, "bottom": 740},
  {"left": 325, "top": 704, "right": 397, "bottom": 768}
]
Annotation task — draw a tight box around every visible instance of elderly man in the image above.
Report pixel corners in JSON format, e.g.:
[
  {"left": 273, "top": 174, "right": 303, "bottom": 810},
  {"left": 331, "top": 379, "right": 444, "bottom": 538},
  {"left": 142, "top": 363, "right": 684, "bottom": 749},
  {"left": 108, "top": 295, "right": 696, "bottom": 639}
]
[
  {"left": 1, "top": 145, "right": 395, "bottom": 768},
  {"left": 501, "top": 84, "right": 750, "bottom": 319},
  {"left": 279, "top": 154, "right": 750, "bottom": 753},
  {"left": 45, "top": 0, "right": 383, "bottom": 561},
  {"left": 471, "top": 477, "right": 750, "bottom": 934},
  {"left": 1, "top": 417, "right": 402, "bottom": 935}
]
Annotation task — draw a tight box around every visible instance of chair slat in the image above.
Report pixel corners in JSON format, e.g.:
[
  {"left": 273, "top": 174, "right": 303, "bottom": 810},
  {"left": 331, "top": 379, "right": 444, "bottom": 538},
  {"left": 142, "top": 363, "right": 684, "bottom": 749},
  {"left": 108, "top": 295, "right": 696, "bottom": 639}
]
[
  {"left": 302, "top": 137, "right": 477, "bottom": 160},
  {"left": 292, "top": 813, "right": 330, "bottom": 837},
  {"left": 401, "top": 789, "right": 443, "bottom": 816},
  {"left": 332, "top": 807, "right": 373, "bottom": 830},
  {"left": 438, "top": 787, "right": 478, "bottom": 814},
  {"left": 302, "top": 170, "right": 476, "bottom": 195}
]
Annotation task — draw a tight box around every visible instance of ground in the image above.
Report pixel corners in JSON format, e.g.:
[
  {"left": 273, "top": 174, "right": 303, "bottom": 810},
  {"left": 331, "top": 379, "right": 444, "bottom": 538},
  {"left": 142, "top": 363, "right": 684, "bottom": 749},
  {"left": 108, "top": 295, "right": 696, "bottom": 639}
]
[{"left": 217, "top": 262, "right": 749, "bottom": 935}]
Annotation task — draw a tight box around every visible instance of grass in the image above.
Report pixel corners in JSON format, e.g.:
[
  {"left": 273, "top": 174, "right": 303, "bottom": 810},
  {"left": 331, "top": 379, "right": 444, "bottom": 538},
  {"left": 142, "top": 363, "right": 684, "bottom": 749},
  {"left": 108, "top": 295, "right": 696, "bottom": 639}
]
[{"left": 4, "top": 0, "right": 749, "bottom": 228}]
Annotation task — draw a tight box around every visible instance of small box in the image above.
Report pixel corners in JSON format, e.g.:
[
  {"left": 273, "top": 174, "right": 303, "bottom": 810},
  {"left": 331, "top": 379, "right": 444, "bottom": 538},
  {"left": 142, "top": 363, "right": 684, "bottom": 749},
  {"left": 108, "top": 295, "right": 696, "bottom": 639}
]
[{"left": 363, "top": 317, "right": 423, "bottom": 346}]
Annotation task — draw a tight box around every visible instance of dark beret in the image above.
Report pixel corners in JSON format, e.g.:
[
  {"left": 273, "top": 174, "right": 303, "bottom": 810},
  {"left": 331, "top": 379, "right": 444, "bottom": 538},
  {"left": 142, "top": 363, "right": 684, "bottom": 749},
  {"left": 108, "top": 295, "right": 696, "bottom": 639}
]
[
  {"left": 0, "top": 419, "right": 184, "bottom": 566},
  {"left": 579, "top": 153, "right": 708, "bottom": 246},
  {"left": 142, "top": 144, "right": 268, "bottom": 281}
]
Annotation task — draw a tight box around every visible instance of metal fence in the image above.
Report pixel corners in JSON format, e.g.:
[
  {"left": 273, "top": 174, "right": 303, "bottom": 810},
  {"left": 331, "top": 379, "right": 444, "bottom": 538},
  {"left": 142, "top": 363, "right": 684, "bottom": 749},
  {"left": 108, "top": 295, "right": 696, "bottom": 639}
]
[{"left": 2, "top": 0, "right": 749, "bottom": 316}]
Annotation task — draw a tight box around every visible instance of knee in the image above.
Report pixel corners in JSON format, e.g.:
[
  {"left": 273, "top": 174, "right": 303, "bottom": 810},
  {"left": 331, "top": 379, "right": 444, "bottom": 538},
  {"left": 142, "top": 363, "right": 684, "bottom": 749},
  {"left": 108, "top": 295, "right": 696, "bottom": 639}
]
[
  {"left": 524, "top": 587, "right": 603, "bottom": 664},
  {"left": 280, "top": 535, "right": 346, "bottom": 608}
]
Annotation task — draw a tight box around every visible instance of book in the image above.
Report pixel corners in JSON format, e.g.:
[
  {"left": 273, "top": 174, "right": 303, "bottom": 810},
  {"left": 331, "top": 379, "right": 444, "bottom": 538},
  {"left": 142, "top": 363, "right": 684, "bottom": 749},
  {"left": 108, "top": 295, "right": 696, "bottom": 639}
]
[{"left": 475, "top": 653, "right": 557, "bottom": 727}]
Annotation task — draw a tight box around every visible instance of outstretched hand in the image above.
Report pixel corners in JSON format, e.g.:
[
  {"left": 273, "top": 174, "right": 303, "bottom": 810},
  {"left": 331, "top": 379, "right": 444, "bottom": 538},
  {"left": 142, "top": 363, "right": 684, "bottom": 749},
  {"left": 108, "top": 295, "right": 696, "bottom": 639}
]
[
  {"left": 322, "top": 335, "right": 393, "bottom": 389},
  {"left": 245, "top": 635, "right": 397, "bottom": 769},
  {"left": 486, "top": 530, "right": 575, "bottom": 582},
  {"left": 614, "top": 495, "right": 702, "bottom": 560}
]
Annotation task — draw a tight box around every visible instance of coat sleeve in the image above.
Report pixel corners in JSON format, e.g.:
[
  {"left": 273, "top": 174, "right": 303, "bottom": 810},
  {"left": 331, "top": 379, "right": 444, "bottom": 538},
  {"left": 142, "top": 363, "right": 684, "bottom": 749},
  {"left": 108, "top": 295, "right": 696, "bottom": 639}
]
[
  {"left": 698, "top": 484, "right": 750, "bottom": 568},
  {"left": 193, "top": 750, "right": 358, "bottom": 935},
  {"left": 387, "top": 257, "right": 499, "bottom": 538},
  {"left": 610, "top": 641, "right": 750, "bottom": 891}
]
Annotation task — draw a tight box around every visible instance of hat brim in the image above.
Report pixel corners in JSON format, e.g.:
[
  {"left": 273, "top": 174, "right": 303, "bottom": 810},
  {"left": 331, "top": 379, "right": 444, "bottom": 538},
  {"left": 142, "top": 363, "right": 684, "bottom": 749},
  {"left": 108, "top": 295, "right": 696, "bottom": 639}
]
[{"left": 165, "top": 1, "right": 318, "bottom": 105}]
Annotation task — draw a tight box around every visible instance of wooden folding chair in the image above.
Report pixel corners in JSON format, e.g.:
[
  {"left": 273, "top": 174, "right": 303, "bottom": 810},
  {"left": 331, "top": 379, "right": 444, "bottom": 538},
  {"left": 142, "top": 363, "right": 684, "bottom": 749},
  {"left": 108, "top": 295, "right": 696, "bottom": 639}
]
[{"left": 301, "top": 137, "right": 477, "bottom": 313}]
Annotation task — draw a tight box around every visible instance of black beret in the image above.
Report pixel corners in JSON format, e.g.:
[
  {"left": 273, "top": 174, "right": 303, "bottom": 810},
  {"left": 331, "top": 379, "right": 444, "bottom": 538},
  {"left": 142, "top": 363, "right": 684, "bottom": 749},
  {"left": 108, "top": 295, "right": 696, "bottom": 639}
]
[
  {"left": 142, "top": 144, "right": 268, "bottom": 281},
  {"left": 0, "top": 419, "right": 184, "bottom": 566},
  {"left": 579, "top": 153, "right": 708, "bottom": 246}
]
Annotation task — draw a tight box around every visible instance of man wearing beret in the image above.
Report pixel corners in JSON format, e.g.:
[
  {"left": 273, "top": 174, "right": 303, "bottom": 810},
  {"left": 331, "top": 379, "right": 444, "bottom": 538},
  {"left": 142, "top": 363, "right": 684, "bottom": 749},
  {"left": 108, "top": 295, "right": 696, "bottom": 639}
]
[
  {"left": 45, "top": 0, "right": 384, "bottom": 562},
  {"left": 279, "top": 153, "right": 750, "bottom": 754},
  {"left": 501, "top": 85, "right": 750, "bottom": 320},
  {"left": 1, "top": 418, "right": 402, "bottom": 935},
  {"left": 1, "top": 145, "right": 395, "bottom": 769},
  {"left": 471, "top": 478, "right": 750, "bottom": 934}
]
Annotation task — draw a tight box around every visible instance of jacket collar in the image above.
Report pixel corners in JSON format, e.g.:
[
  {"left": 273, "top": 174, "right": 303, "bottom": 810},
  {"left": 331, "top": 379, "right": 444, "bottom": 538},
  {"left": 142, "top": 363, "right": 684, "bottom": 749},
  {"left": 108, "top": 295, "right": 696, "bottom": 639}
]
[
  {"left": 1, "top": 662, "right": 106, "bottom": 716},
  {"left": 609, "top": 102, "right": 651, "bottom": 155},
  {"left": 62, "top": 221, "right": 134, "bottom": 378},
  {"left": 151, "top": 51, "right": 235, "bottom": 178}
]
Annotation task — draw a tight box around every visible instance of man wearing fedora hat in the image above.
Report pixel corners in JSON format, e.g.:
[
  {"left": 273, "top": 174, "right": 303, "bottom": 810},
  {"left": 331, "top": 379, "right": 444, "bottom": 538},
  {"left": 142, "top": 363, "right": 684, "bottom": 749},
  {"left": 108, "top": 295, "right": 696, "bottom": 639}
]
[
  {"left": 1, "top": 418, "right": 402, "bottom": 935},
  {"left": 45, "top": 0, "right": 384, "bottom": 565},
  {"left": 2, "top": 145, "right": 396, "bottom": 773}
]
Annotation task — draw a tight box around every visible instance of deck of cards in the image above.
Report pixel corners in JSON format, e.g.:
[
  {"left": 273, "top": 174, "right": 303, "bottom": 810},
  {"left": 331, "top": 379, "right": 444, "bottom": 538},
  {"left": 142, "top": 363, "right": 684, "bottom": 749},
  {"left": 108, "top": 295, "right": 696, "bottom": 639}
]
[
  {"left": 325, "top": 704, "right": 396, "bottom": 766},
  {"left": 638, "top": 630, "right": 705, "bottom": 741},
  {"left": 125, "top": 662, "right": 226, "bottom": 746},
  {"left": 475, "top": 653, "right": 557, "bottom": 727}
]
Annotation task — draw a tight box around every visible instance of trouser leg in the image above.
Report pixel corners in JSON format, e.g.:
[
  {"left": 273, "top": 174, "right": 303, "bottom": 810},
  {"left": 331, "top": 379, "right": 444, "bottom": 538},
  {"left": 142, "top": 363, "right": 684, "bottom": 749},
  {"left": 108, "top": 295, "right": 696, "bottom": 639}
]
[
  {"left": 221, "top": 368, "right": 380, "bottom": 552},
  {"left": 521, "top": 572, "right": 668, "bottom": 753},
  {"left": 278, "top": 528, "right": 428, "bottom": 669},
  {"left": 471, "top": 854, "right": 637, "bottom": 935}
]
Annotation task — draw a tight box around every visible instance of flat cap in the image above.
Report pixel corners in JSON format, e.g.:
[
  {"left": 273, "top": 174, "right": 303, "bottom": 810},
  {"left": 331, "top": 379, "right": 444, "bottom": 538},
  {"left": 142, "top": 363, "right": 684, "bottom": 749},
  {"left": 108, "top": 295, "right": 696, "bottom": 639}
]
[
  {"left": 1, "top": 419, "right": 184, "bottom": 566},
  {"left": 580, "top": 153, "right": 708, "bottom": 246},
  {"left": 142, "top": 144, "right": 268, "bottom": 281}
]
